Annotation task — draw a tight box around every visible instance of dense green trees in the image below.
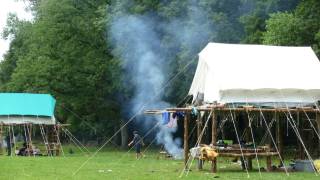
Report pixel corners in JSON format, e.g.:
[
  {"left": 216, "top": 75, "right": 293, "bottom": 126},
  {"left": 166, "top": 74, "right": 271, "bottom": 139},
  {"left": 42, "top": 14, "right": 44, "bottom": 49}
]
[
  {"left": 263, "top": 0, "right": 320, "bottom": 57},
  {"left": 0, "top": 0, "right": 318, "bottom": 141},
  {"left": 1, "top": 0, "right": 122, "bottom": 138}
]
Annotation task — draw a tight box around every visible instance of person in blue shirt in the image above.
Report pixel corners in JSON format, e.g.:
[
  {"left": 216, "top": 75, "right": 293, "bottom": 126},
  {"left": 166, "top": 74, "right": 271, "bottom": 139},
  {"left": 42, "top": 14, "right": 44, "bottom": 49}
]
[{"left": 128, "top": 131, "right": 144, "bottom": 159}]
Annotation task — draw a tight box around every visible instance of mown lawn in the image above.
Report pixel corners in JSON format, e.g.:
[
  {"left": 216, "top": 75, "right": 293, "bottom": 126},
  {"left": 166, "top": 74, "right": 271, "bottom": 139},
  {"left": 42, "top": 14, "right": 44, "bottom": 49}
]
[{"left": 0, "top": 146, "right": 317, "bottom": 180}]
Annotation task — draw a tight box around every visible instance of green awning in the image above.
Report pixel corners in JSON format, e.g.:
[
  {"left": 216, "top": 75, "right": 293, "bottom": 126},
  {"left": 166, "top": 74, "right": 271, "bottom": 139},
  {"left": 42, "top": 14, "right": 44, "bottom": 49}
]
[{"left": 0, "top": 93, "right": 56, "bottom": 117}]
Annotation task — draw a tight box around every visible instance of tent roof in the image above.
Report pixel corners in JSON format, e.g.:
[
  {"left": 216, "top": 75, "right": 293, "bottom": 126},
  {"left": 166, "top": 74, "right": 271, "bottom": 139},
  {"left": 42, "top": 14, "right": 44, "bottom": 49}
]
[
  {"left": 0, "top": 93, "right": 56, "bottom": 117},
  {"left": 189, "top": 43, "right": 320, "bottom": 105}
]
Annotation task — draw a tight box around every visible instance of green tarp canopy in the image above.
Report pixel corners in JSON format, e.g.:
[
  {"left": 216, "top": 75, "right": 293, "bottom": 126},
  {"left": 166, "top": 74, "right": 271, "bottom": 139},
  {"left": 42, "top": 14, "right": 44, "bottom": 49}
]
[{"left": 0, "top": 93, "right": 56, "bottom": 117}]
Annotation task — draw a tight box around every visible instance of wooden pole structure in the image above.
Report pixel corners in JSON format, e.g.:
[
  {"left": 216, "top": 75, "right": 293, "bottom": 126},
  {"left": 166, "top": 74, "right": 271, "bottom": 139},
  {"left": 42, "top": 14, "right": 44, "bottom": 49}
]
[
  {"left": 297, "top": 111, "right": 304, "bottom": 159},
  {"left": 48, "top": 125, "right": 54, "bottom": 156},
  {"left": 244, "top": 112, "right": 252, "bottom": 170},
  {"left": 54, "top": 125, "right": 61, "bottom": 156},
  {"left": 197, "top": 113, "right": 203, "bottom": 170},
  {"left": 0, "top": 124, "right": 2, "bottom": 155},
  {"left": 316, "top": 112, "right": 320, "bottom": 156},
  {"left": 184, "top": 112, "right": 190, "bottom": 168},
  {"left": 27, "top": 124, "right": 33, "bottom": 156},
  {"left": 211, "top": 109, "right": 217, "bottom": 173},
  {"left": 275, "top": 111, "right": 283, "bottom": 166}
]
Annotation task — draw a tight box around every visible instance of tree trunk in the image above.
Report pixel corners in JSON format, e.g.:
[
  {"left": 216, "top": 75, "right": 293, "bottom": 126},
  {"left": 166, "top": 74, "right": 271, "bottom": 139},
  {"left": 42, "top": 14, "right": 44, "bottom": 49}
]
[{"left": 120, "top": 119, "right": 128, "bottom": 149}]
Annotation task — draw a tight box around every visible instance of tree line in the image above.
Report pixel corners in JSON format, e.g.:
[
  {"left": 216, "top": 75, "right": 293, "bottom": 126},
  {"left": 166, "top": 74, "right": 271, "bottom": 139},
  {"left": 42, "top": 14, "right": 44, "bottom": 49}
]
[{"left": 0, "top": 0, "right": 319, "bottom": 141}]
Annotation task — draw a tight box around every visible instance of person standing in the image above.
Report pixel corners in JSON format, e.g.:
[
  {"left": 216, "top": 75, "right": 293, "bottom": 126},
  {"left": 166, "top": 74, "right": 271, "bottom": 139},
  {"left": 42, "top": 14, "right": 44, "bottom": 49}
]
[{"left": 128, "top": 131, "right": 144, "bottom": 159}]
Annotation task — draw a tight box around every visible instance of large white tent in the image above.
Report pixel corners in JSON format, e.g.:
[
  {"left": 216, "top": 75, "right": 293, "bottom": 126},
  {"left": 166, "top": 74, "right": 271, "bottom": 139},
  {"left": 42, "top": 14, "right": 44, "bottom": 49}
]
[{"left": 189, "top": 43, "right": 320, "bottom": 107}]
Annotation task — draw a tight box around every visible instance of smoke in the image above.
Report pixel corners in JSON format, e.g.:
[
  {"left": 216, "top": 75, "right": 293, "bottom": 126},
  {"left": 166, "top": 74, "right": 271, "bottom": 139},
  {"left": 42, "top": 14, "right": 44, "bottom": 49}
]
[
  {"left": 107, "top": 0, "right": 300, "bottom": 157},
  {"left": 108, "top": 0, "right": 215, "bottom": 158}
]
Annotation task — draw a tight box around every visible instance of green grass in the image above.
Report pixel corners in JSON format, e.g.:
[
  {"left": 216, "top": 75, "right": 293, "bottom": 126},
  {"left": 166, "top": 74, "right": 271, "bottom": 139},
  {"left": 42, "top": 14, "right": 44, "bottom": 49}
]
[{"left": 0, "top": 146, "right": 318, "bottom": 180}]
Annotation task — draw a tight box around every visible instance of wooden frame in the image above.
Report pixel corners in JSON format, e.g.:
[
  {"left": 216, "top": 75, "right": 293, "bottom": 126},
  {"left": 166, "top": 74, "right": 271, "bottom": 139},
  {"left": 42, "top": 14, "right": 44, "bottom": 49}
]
[{"left": 145, "top": 105, "right": 320, "bottom": 173}]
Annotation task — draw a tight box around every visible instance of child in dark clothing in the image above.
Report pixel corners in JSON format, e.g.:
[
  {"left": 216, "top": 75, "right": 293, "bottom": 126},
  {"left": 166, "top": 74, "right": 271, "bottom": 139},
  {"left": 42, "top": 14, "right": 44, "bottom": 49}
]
[{"left": 128, "top": 131, "right": 144, "bottom": 159}]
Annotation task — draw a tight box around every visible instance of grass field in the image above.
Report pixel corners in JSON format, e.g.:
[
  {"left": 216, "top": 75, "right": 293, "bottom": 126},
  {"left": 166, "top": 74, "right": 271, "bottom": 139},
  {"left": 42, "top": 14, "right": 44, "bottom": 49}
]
[{"left": 0, "top": 146, "right": 318, "bottom": 180}]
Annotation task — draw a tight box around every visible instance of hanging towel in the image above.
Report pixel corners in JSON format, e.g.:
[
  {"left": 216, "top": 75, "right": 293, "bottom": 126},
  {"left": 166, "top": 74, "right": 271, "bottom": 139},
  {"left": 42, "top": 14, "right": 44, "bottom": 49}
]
[
  {"left": 162, "top": 112, "right": 170, "bottom": 125},
  {"left": 167, "top": 113, "right": 177, "bottom": 128},
  {"left": 191, "top": 107, "right": 198, "bottom": 118}
]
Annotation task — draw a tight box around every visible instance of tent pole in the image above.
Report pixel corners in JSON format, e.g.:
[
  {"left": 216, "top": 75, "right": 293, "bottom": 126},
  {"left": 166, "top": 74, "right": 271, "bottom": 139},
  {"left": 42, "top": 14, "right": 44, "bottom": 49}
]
[
  {"left": 184, "top": 111, "right": 190, "bottom": 169},
  {"left": 197, "top": 113, "right": 203, "bottom": 170},
  {"left": 243, "top": 112, "right": 252, "bottom": 170},
  {"left": 316, "top": 112, "right": 320, "bottom": 157},
  {"left": 275, "top": 111, "right": 283, "bottom": 166},
  {"left": 297, "top": 111, "right": 304, "bottom": 159},
  {"left": 211, "top": 109, "right": 217, "bottom": 173},
  {"left": 0, "top": 124, "right": 2, "bottom": 155}
]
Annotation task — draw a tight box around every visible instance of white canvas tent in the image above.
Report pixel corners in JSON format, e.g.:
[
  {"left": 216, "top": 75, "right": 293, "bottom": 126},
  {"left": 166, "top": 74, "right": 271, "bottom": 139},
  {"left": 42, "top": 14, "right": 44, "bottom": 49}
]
[{"left": 189, "top": 43, "right": 320, "bottom": 106}]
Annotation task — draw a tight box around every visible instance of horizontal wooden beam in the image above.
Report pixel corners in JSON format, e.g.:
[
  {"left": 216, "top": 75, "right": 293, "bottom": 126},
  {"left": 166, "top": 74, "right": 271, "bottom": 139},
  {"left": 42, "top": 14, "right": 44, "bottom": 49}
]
[
  {"left": 218, "top": 152, "right": 279, "bottom": 158},
  {"left": 164, "top": 107, "right": 319, "bottom": 113}
]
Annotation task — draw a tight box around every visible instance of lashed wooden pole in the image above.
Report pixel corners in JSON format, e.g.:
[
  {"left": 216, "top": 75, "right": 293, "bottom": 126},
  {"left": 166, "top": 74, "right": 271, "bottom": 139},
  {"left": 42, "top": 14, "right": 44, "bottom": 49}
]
[
  {"left": 317, "top": 112, "right": 320, "bottom": 156},
  {"left": 184, "top": 112, "right": 190, "bottom": 168},
  {"left": 211, "top": 109, "right": 217, "bottom": 173},
  {"left": 275, "top": 111, "right": 283, "bottom": 166},
  {"left": 297, "top": 111, "right": 304, "bottom": 159},
  {"left": 197, "top": 113, "right": 203, "bottom": 170}
]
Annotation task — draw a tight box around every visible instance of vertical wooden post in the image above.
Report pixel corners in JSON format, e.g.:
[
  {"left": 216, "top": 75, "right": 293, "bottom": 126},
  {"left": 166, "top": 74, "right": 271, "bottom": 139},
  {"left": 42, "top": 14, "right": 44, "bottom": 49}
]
[
  {"left": 297, "top": 111, "right": 303, "bottom": 159},
  {"left": 48, "top": 125, "right": 54, "bottom": 156},
  {"left": 0, "top": 124, "right": 2, "bottom": 155},
  {"left": 54, "top": 125, "right": 61, "bottom": 156},
  {"left": 197, "top": 113, "right": 203, "bottom": 170},
  {"left": 27, "top": 124, "right": 33, "bottom": 156},
  {"left": 266, "top": 156, "right": 272, "bottom": 171},
  {"left": 120, "top": 119, "right": 128, "bottom": 150},
  {"left": 211, "top": 109, "right": 217, "bottom": 173},
  {"left": 184, "top": 111, "right": 190, "bottom": 168},
  {"left": 275, "top": 111, "right": 283, "bottom": 166},
  {"left": 316, "top": 112, "right": 320, "bottom": 156},
  {"left": 266, "top": 145, "right": 272, "bottom": 171},
  {"left": 244, "top": 111, "right": 252, "bottom": 170}
]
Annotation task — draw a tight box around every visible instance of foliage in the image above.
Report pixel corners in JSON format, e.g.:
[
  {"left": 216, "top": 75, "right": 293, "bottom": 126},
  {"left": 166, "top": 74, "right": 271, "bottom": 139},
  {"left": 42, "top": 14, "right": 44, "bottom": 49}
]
[
  {"left": 263, "top": 0, "right": 320, "bottom": 57},
  {"left": 1, "top": 0, "right": 122, "bottom": 138},
  {"left": 1, "top": 0, "right": 319, "bottom": 141}
]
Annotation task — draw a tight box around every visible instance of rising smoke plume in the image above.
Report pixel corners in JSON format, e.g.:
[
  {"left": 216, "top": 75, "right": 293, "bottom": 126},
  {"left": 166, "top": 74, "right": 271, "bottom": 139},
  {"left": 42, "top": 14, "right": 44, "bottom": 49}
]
[
  {"left": 108, "top": 0, "right": 300, "bottom": 157},
  {"left": 108, "top": 0, "right": 215, "bottom": 158}
]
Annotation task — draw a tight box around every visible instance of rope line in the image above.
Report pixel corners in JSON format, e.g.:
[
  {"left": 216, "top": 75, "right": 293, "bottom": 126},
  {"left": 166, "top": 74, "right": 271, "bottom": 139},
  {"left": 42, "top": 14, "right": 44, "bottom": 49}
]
[
  {"left": 279, "top": 91, "right": 318, "bottom": 176},
  {"left": 301, "top": 106, "right": 320, "bottom": 140},
  {"left": 257, "top": 106, "right": 289, "bottom": 176},
  {"left": 179, "top": 108, "right": 213, "bottom": 177},
  {"left": 62, "top": 128, "right": 87, "bottom": 154},
  {"left": 62, "top": 128, "right": 91, "bottom": 154},
  {"left": 116, "top": 122, "right": 160, "bottom": 164},
  {"left": 245, "top": 100, "right": 262, "bottom": 177},
  {"left": 282, "top": 110, "right": 318, "bottom": 176},
  {"left": 228, "top": 104, "right": 250, "bottom": 178},
  {"left": 39, "top": 124, "right": 51, "bottom": 157},
  {"left": 72, "top": 58, "right": 195, "bottom": 176},
  {"left": 54, "top": 125, "right": 65, "bottom": 157}
]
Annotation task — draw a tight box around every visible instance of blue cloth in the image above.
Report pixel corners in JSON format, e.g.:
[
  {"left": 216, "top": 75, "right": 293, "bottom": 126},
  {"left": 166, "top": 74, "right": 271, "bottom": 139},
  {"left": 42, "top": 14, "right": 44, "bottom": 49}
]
[
  {"left": 0, "top": 93, "right": 56, "bottom": 117},
  {"left": 162, "top": 112, "right": 170, "bottom": 125},
  {"left": 176, "top": 112, "right": 185, "bottom": 118}
]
